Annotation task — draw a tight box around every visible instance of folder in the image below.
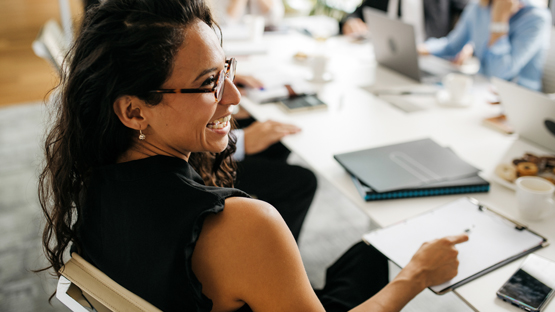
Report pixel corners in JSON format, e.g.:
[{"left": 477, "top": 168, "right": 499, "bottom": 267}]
[
  {"left": 334, "top": 138, "right": 489, "bottom": 201},
  {"left": 363, "top": 197, "right": 548, "bottom": 294}
]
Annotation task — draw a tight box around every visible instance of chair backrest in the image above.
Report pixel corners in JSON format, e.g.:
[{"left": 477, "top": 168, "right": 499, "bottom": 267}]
[
  {"left": 32, "top": 19, "right": 68, "bottom": 73},
  {"left": 542, "top": 26, "right": 555, "bottom": 94},
  {"left": 57, "top": 253, "right": 161, "bottom": 312}
]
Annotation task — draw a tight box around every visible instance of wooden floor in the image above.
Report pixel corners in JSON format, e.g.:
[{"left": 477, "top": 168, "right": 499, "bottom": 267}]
[{"left": 0, "top": 0, "right": 83, "bottom": 107}]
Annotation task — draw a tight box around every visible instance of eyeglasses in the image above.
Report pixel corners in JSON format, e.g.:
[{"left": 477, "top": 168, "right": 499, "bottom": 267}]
[{"left": 149, "top": 58, "right": 237, "bottom": 103}]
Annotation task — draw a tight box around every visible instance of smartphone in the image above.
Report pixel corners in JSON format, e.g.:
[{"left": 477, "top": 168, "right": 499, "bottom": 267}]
[
  {"left": 497, "top": 254, "right": 555, "bottom": 312},
  {"left": 278, "top": 95, "right": 327, "bottom": 113}
]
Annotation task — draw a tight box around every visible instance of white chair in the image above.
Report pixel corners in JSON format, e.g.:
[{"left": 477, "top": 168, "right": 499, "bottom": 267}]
[
  {"left": 57, "top": 253, "right": 161, "bottom": 312},
  {"left": 32, "top": 0, "right": 74, "bottom": 72},
  {"left": 32, "top": 19, "right": 68, "bottom": 73}
]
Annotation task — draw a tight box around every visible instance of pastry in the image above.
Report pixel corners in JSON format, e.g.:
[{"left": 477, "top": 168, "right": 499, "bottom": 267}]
[
  {"left": 495, "top": 163, "right": 517, "bottom": 182},
  {"left": 516, "top": 162, "right": 538, "bottom": 177}
]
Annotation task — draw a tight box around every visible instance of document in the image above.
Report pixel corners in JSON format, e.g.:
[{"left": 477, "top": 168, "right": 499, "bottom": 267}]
[{"left": 363, "top": 197, "right": 547, "bottom": 293}]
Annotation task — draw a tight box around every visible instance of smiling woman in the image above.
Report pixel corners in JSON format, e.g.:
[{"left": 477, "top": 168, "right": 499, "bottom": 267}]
[{"left": 38, "top": 1, "right": 468, "bottom": 312}]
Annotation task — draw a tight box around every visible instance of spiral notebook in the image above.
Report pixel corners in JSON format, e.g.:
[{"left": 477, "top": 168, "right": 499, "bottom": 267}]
[
  {"left": 363, "top": 197, "right": 548, "bottom": 294},
  {"left": 350, "top": 174, "right": 489, "bottom": 201}
]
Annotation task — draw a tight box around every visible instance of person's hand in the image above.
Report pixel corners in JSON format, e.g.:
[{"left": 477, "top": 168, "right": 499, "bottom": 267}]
[
  {"left": 417, "top": 44, "right": 430, "bottom": 56},
  {"left": 452, "top": 43, "right": 474, "bottom": 66},
  {"left": 402, "top": 234, "right": 469, "bottom": 288},
  {"left": 491, "top": 0, "right": 520, "bottom": 23},
  {"left": 243, "top": 120, "right": 301, "bottom": 155},
  {"left": 343, "top": 18, "right": 368, "bottom": 37},
  {"left": 234, "top": 75, "right": 264, "bottom": 95}
]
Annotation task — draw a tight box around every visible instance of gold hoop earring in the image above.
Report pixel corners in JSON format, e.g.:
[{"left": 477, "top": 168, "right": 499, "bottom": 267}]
[{"left": 139, "top": 129, "right": 146, "bottom": 140}]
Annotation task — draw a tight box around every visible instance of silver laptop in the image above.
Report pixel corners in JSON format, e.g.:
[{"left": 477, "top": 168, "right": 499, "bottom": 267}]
[
  {"left": 363, "top": 7, "right": 453, "bottom": 83},
  {"left": 493, "top": 77, "right": 555, "bottom": 152}
]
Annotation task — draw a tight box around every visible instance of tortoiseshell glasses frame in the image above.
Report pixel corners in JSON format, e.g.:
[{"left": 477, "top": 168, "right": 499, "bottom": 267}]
[{"left": 149, "top": 58, "right": 237, "bottom": 103}]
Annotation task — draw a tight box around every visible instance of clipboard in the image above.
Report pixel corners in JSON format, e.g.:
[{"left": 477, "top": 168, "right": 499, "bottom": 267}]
[{"left": 362, "top": 197, "right": 549, "bottom": 294}]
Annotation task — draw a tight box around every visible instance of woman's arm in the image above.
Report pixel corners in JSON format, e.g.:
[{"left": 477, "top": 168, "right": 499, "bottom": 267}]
[
  {"left": 422, "top": 2, "right": 474, "bottom": 58},
  {"left": 226, "top": 0, "right": 276, "bottom": 19},
  {"left": 192, "top": 197, "right": 467, "bottom": 312},
  {"left": 226, "top": 0, "right": 249, "bottom": 20},
  {"left": 352, "top": 235, "right": 468, "bottom": 312},
  {"left": 192, "top": 197, "right": 322, "bottom": 312},
  {"left": 482, "top": 7, "right": 550, "bottom": 81}
]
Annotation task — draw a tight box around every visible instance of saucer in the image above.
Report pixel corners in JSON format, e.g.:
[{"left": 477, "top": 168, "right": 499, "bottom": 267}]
[
  {"left": 306, "top": 72, "right": 333, "bottom": 83},
  {"left": 436, "top": 90, "right": 473, "bottom": 107}
]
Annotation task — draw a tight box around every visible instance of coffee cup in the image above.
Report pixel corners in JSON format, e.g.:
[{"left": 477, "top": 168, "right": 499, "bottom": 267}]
[
  {"left": 308, "top": 55, "right": 332, "bottom": 82},
  {"left": 515, "top": 176, "right": 555, "bottom": 221},
  {"left": 244, "top": 15, "right": 265, "bottom": 42},
  {"left": 441, "top": 73, "right": 473, "bottom": 105}
]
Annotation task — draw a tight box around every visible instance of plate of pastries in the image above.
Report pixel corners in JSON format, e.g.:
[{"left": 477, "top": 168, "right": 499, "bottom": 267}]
[{"left": 494, "top": 153, "right": 555, "bottom": 190}]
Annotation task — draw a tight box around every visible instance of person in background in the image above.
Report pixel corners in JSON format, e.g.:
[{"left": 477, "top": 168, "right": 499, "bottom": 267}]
[
  {"left": 211, "top": 0, "right": 284, "bottom": 26},
  {"left": 232, "top": 75, "right": 317, "bottom": 242},
  {"left": 418, "top": 0, "right": 551, "bottom": 91},
  {"left": 341, "top": 0, "right": 469, "bottom": 40}
]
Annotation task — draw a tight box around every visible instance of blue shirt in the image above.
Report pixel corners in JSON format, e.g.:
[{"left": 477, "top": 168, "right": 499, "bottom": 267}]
[{"left": 425, "top": 0, "right": 551, "bottom": 91}]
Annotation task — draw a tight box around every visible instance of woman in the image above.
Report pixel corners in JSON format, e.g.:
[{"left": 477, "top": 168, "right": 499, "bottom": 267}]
[{"left": 39, "top": 0, "right": 467, "bottom": 311}]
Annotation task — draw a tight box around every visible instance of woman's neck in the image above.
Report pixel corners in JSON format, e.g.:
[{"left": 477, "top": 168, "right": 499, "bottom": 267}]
[{"left": 116, "top": 141, "right": 190, "bottom": 163}]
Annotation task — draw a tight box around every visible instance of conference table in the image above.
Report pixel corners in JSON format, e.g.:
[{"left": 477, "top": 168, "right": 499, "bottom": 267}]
[{"left": 228, "top": 30, "right": 555, "bottom": 312}]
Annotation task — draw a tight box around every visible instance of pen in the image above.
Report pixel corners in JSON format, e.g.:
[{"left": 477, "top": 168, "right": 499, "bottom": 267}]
[
  {"left": 297, "top": 28, "right": 314, "bottom": 38},
  {"left": 338, "top": 93, "right": 345, "bottom": 111}
]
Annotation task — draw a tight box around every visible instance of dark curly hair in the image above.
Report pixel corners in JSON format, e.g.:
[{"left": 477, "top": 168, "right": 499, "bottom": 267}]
[{"left": 37, "top": 0, "right": 237, "bottom": 282}]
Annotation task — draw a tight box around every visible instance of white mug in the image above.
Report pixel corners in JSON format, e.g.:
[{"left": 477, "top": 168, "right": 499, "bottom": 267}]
[
  {"left": 244, "top": 15, "right": 265, "bottom": 42},
  {"left": 515, "top": 176, "right": 555, "bottom": 221},
  {"left": 309, "top": 55, "right": 331, "bottom": 82},
  {"left": 442, "top": 73, "right": 473, "bottom": 104}
]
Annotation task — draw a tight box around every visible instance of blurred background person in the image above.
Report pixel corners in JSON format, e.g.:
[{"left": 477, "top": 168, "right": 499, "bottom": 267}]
[
  {"left": 211, "top": 0, "right": 284, "bottom": 26},
  {"left": 340, "top": 0, "right": 469, "bottom": 41},
  {"left": 232, "top": 75, "right": 317, "bottom": 242},
  {"left": 418, "top": 0, "right": 551, "bottom": 91}
]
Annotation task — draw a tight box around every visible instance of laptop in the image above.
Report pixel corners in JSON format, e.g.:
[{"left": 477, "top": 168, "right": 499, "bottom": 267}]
[
  {"left": 493, "top": 77, "right": 555, "bottom": 152},
  {"left": 363, "top": 7, "right": 454, "bottom": 83}
]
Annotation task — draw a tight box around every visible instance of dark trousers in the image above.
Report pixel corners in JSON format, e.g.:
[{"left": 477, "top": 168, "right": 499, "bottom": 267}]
[
  {"left": 315, "top": 242, "right": 389, "bottom": 311},
  {"left": 236, "top": 242, "right": 390, "bottom": 312},
  {"left": 234, "top": 117, "right": 317, "bottom": 241}
]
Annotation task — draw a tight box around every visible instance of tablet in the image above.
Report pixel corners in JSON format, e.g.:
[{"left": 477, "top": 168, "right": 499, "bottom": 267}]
[{"left": 278, "top": 95, "right": 327, "bottom": 112}]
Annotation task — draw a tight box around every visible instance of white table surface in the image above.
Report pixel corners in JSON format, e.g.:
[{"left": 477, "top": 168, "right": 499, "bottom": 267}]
[{"left": 232, "top": 32, "right": 555, "bottom": 312}]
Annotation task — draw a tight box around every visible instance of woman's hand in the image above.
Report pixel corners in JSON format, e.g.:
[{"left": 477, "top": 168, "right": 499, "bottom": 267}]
[
  {"left": 417, "top": 43, "right": 430, "bottom": 56},
  {"left": 234, "top": 74, "right": 264, "bottom": 95},
  {"left": 343, "top": 18, "right": 368, "bottom": 37},
  {"left": 453, "top": 43, "right": 474, "bottom": 66},
  {"left": 489, "top": 0, "right": 521, "bottom": 45},
  {"left": 491, "top": 0, "right": 520, "bottom": 23},
  {"left": 402, "top": 234, "right": 469, "bottom": 288}
]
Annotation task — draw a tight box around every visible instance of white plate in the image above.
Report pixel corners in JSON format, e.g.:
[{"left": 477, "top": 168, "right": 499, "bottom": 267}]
[
  {"left": 486, "top": 139, "right": 555, "bottom": 192},
  {"left": 488, "top": 171, "right": 517, "bottom": 191}
]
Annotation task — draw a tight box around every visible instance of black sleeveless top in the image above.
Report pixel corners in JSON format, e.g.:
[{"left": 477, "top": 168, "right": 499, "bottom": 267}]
[{"left": 75, "top": 155, "right": 249, "bottom": 312}]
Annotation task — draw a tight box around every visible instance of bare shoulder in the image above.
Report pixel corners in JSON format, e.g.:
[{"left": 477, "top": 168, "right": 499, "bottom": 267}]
[{"left": 192, "top": 197, "right": 322, "bottom": 312}]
